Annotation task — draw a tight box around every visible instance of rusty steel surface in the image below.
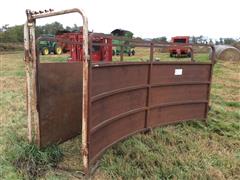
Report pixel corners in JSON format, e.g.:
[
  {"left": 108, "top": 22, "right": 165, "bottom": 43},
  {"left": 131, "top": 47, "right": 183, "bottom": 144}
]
[
  {"left": 88, "top": 61, "right": 212, "bottom": 167},
  {"left": 37, "top": 63, "right": 83, "bottom": 147}
]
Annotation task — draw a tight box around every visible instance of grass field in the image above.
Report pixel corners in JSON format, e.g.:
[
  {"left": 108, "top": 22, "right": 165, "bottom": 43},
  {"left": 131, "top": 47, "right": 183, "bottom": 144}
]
[{"left": 0, "top": 50, "right": 239, "bottom": 179}]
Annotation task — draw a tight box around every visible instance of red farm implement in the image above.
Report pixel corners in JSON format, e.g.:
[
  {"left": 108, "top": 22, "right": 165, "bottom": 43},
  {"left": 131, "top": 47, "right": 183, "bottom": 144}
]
[
  {"left": 55, "top": 32, "right": 112, "bottom": 62},
  {"left": 24, "top": 8, "right": 216, "bottom": 176}
]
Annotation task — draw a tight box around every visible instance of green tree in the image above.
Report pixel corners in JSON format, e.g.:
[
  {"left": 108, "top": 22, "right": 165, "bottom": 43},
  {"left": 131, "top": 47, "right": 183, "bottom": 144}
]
[
  {"left": 152, "top": 36, "right": 167, "bottom": 43},
  {"left": 219, "top": 38, "right": 224, "bottom": 45},
  {"left": 224, "top": 38, "right": 236, "bottom": 45}
]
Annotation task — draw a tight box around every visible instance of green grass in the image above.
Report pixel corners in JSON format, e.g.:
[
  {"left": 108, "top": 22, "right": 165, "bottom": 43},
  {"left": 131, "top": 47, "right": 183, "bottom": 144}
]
[
  {"left": 40, "top": 54, "right": 70, "bottom": 63},
  {"left": 113, "top": 48, "right": 210, "bottom": 62},
  {"left": 1, "top": 133, "right": 63, "bottom": 179},
  {"left": 0, "top": 51, "right": 239, "bottom": 179}
]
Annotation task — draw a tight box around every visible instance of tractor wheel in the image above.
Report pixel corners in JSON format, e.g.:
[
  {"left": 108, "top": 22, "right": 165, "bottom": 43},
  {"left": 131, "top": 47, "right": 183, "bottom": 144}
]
[
  {"left": 42, "top": 48, "right": 49, "bottom": 55},
  {"left": 187, "top": 52, "right": 192, "bottom": 58},
  {"left": 112, "top": 50, "right": 115, "bottom": 56},
  {"left": 128, "top": 51, "right": 131, "bottom": 56},
  {"left": 131, "top": 50, "right": 135, "bottom": 56},
  {"left": 54, "top": 46, "right": 62, "bottom": 55}
]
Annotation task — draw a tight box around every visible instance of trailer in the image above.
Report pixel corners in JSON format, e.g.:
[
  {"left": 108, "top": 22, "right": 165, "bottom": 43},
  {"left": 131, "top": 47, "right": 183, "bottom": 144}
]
[{"left": 24, "top": 8, "right": 216, "bottom": 176}]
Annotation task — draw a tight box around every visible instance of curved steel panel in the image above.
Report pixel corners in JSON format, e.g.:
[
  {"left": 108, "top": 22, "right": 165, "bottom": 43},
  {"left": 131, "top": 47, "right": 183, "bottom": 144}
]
[
  {"left": 149, "top": 103, "right": 206, "bottom": 127},
  {"left": 88, "top": 62, "right": 212, "bottom": 170},
  {"left": 91, "top": 64, "right": 149, "bottom": 96},
  {"left": 91, "top": 89, "right": 147, "bottom": 128},
  {"left": 89, "top": 110, "right": 146, "bottom": 163}
]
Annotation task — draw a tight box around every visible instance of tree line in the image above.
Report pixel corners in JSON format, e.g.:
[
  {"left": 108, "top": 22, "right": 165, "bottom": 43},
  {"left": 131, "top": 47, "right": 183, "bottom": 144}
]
[
  {"left": 152, "top": 35, "right": 239, "bottom": 45},
  {"left": 0, "top": 22, "right": 81, "bottom": 43},
  {"left": 0, "top": 23, "right": 239, "bottom": 45}
]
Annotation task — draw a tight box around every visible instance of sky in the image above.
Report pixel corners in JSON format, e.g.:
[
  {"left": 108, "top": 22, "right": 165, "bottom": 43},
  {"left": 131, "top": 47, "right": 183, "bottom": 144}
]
[{"left": 0, "top": 0, "right": 239, "bottom": 40}]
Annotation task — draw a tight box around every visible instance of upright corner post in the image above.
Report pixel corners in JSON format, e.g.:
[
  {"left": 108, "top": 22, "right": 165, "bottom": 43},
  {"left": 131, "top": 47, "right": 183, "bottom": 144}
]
[
  {"left": 24, "top": 9, "right": 40, "bottom": 146},
  {"left": 30, "top": 20, "right": 41, "bottom": 146},
  {"left": 210, "top": 45, "right": 216, "bottom": 64},
  {"left": 120, "top": 44, "right": 124, "bottom": 61},
  {"left": 80, "top": 10, "right": 89, "bottom": 175},
  {"left": 189, "top": 47, "right": 194, "bottom": 62},
  {"left": 24, "top": 22, "right": 32, "bottom": 143},
  {"left": 150, "top": 42, "right": 154, "bottom": 61},
  {"left": 204, "top": 45, "right": 216, "bottom": 122}
]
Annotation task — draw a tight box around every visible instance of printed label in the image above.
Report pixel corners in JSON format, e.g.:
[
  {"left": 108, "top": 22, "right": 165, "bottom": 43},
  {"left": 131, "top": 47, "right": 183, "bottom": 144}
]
[{"left": 175, "top": 69, "right": 183, "bottom": 75}]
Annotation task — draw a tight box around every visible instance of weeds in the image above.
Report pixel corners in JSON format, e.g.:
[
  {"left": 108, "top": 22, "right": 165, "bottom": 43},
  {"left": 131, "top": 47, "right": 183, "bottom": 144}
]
[{"left": 2, "top": 132, "right": 63, "bottom": 179}]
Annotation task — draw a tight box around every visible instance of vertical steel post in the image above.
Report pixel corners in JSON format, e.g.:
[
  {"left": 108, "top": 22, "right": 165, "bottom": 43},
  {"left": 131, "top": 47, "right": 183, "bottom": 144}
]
[
  {"left": 204, "top": 45, "right": 216, "bottom": 120},
  {"left": 120, "top": 45, "right": 124, "bottom": 61},
  {"left": 24, "top": 22, "right": 32, "bottom": 142},
  {"left": 29, "top": 21, "right": 41, "bottom": 146},
  {"left": 145, "top": 42, "right": 154, "bottom": 130}
]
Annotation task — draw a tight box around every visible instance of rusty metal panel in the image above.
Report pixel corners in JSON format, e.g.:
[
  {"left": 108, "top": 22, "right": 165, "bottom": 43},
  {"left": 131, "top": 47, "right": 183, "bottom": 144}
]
[
  {"left": 38, "top": 63, "right": 82, "bottom": 147},
  {"left": 151, "top": 63, "right": 211, "bottom": 84},
  {"left": 150, "top": 84, "right": 209, "bottom": 105},
  {"left": 88, "top": 62, "right": 212, "bottom": 168},
  {"left": 149, "top": 63, "right": 211, "bottom": 128},
  {"left": 91, "top": 89, "right": 147, "bottom": 128},
  {"left": 91, "top": 63, "right": 149, "bottom": 96},
  {"left": 89, "top": 111, "right": 146, "bottom": 163},
  {"left": 89, "top": 63, "right": 149, "bottom": 163},
  {"left": 149, "top": 103, "right": 206, "bottom": 127}
]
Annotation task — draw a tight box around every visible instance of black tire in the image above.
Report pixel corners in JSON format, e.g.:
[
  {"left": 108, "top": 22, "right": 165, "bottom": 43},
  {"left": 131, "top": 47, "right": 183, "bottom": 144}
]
[
  {"left": 131, "top": 50, "right": 135, "bottom": 56},
  {"left": 42, "top": 47, "right": 49, "bottom": 55},
  {"left": 187, "top": 52, "right": 192, "bottom": 58},
  {"left": 54, "top": 45, "right": 62, "bottom": 55},
  {"left": 170, "top": 53, "right": 173, "bottom": 57},
  {"left": 112, "top": 50, "right": 115, "bottom": 56},
  {"left": 128, "top": 51, "right": 131, "bottom": 56}
]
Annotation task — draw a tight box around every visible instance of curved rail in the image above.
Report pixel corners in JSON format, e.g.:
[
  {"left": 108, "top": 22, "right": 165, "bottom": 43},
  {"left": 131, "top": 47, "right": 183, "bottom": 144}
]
[{"left": 88, "top": 61, "right": 213, "bottom": 173}]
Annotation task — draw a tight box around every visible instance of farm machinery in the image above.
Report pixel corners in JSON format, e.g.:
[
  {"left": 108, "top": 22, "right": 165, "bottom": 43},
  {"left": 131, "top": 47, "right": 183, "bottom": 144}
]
[
  {"left": 56, "top": 32, "right": 112, "bottom": 62},
  {"left": 39, "top": 34, "right": 63, "bottom": 55},
  {"left": 169, "top": 36, "right": 192, "bottom": 57},
  {"left": 111, "top": 29, "right": 135, "bottom": 56},
  {"left": 39, "top": 29, "right": 135, "bottom": 61},
  {"left": 39, "top": 31, "right": 113, "bottom": 61}
]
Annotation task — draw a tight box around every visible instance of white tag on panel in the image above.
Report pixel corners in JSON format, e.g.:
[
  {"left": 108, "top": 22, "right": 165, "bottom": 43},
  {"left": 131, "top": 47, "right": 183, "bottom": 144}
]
[{"left": 174, "top": 69, "right": 183, "bottom": 75}]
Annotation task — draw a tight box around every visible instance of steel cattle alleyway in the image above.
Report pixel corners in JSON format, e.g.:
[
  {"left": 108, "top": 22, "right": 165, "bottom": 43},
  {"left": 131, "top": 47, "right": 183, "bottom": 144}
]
[{"left": 24, "top": 8, "right": 215, "bottom": 175}]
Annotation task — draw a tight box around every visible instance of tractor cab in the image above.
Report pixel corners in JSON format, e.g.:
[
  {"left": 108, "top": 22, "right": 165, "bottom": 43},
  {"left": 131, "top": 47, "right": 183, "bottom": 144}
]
[{"left": 111, "top": 29, "right": 135, "bottom": 56}]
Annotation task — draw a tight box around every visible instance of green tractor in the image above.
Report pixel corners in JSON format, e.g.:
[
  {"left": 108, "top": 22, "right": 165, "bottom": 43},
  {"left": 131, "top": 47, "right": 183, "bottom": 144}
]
[
  {"left": 111, "top": 29, "right": 135, "bottom": 56},
  {"left": 39, "top": 34, "right": 63, "bottom": 55}
]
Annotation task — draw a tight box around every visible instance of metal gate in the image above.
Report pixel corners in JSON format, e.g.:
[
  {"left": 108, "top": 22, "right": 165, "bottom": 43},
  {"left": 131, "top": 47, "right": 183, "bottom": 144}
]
[
  {"left": 24, "top": 8, "right": 215, "bottom": 175},
  {"left": 87, "top": 61, "right": 213, "bottom": 167},
  {"left": 38, "top": 63, "right": 82, "bottom": 147}
]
